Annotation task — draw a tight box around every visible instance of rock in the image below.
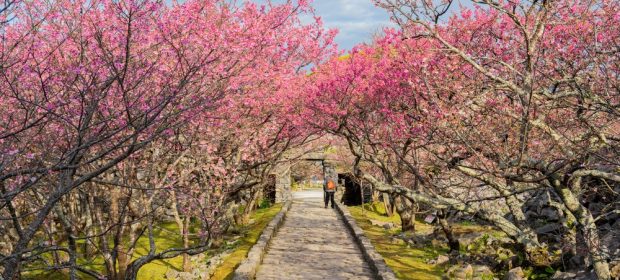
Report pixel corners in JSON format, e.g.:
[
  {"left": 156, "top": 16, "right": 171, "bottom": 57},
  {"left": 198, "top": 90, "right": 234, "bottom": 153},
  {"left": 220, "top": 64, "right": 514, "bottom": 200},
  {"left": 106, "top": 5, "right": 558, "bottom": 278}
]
[
  {"left": 453, "top": 270, "right": 468, "bottom": 279},
  {"left": 540, "top": 207, "right": 561, "bottom": 221},
  {"left": 551, "top": 271, "right": 577, "bottom": 279},
  {"left": 525, "top": 210, "right": 538, "bottom": 220},
  {"left": 406, "top": 239, "right": 416, "bottom": 247},
  {"left": 505, "top": 267, "right": 525, "bottom": 280},
  {"left": 431, "top": 238, "right": 445, "bottom": 248},
  {"left": 446, "top": 264, "right": 474, "bottom": 280},
  {"left": 464, "top": 264, "right": 474, "bottom": 278},
  {"left": 383, "top": 222, "right": 396, "bottom": 229},
  {"left": 568, "top": 255, "right": 587, "bottom": 270},
  {"left": 535, "top": 223, "right": 561, "bottom": 234},
  {"left": 551, "top": 270, "right": 597, "bottom": 280},
  {"left": 429, "top": 254, "right": 450, "bottom": 265},
  {"left": 474, "top": 265, "right": 492, "bottom": 273},
  {"left": 474, "top": 265, "right": 493, "bottom": 277},
  {"left": 457, "top": 232, "right": 484, "bottom": 247},
  {"left": 370, "top": 219, "right": 395, "bottom": 229},
  {"left": 589, "top": 202, "right": 605, "bottom": 215},
  {"left": 436, "top": 254, "right": 450, "bottom": 265},
  {"left": 602, "top": 224, "right": 620, "bottom": 258},
  {"left": 610, "top": 261, "right": 620, "bottom": 279}
]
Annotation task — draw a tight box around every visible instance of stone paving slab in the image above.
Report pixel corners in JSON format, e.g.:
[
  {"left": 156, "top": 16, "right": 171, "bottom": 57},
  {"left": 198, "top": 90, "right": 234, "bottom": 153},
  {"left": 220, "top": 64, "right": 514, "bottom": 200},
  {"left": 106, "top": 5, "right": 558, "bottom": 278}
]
[{"left": 255, "top": 197, "right": 375, "bottom": 280}]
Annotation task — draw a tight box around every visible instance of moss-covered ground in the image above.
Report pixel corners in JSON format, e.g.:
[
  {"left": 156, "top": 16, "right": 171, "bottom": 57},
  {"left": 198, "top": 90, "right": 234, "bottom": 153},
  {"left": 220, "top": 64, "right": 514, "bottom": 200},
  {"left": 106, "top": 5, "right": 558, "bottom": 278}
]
[
  {"left": 210, "top": 204, "right": 282, "bottom": 280},
  {"left": 348, "top": 202, "right": 509, "bottom": 280},
  {"left": 348, "top": 202, "right": 446, "bottom": 280},
  {"left": 22, "top": 204, "right": 282, "bottom": 280}
]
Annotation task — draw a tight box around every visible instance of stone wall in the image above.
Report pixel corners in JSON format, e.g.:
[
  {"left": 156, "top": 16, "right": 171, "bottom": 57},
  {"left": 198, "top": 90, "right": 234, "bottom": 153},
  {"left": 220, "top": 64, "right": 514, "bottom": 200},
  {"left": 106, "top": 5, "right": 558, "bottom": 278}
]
[
  {"left": 274, "top": 167, "right": 291, "bottom": 203},
  {"left": 273, "top": 160, "right": 339, "bottom": 203},
  {"left": 232, "top": 201, "right": 292, "bottom": 280},
  {"left": 323, "top": 162, "right": 337, "bottom": 185}
]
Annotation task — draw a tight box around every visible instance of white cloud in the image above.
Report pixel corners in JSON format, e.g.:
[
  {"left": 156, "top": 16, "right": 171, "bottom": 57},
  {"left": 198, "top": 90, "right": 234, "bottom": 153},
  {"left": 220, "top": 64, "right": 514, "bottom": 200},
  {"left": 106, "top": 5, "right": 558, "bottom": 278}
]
[
  {"left": 311, "top": 0, "right": 398, "bottom": 49},
  {"left": 253, "top": 0, "right": 397, "bottom": 50}
]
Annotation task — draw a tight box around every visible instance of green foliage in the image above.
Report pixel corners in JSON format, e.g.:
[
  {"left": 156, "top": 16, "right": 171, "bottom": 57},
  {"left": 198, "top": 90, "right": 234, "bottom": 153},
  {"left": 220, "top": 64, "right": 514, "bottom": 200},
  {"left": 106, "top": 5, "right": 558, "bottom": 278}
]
[
  {"left": 291, "top": 181, "right": 300, "bottom": 191},
  {"left": 526, "top": 266, "right": 556, "bottom": 280},
  {"left": 323, "top": 146, "right": 338, "bottom": 155},
  {"left": 461, "top": 233, "right": 490, "bottom": 254},
  {"left": 258, "top": 198, "right": 272, "bottom": 209}
]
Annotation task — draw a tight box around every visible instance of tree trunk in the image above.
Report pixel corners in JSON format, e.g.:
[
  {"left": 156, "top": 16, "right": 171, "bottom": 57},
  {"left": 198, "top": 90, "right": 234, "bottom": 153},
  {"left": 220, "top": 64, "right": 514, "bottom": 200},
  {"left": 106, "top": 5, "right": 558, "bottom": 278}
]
[
  {"left": 362, "top": 173, "right": 550, "bottom": 265},
  {"left": 554, "top": 176, "right": 611, "bottom": 280},
  {"left": 110, "top": 188, "right": 131, "bottom": 280},
  {"left": 438, "top": 211, "right": 459, "bottom": 252},
  {"left": 182, "top": 216, "right": 191, "bottom": 272},
  {"left": 242, "top": 188, "right": 261, "bottom": 224},
  {"left": 382, "top": 193, "right": 393, "bottom": 217},
  {"left": 394, "top": 196, "right": 415, "bottom": 232}
]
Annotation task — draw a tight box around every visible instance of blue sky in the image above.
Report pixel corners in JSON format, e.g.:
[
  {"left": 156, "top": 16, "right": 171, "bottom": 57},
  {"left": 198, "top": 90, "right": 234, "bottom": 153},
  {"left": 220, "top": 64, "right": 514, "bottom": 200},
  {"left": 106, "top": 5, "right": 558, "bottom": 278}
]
[
  {"left": 254, "top": 0, "right": 470, "bottom": 50},
  {"left": 254, "top": 0, "right": 398, "bottom": 50},
  {"left": 308, "top": 0, "right": 397, "bottom": 50}
]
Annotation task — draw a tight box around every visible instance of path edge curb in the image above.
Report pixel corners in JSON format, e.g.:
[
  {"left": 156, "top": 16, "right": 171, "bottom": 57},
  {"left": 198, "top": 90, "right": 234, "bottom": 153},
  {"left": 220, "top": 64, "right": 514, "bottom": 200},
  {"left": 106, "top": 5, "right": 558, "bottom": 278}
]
[
  {"left": 232, "top": 200, "right": 293, "bottom": 280},
  {"left": 335, "top": 201, "right": 398, "bottom": 280}
]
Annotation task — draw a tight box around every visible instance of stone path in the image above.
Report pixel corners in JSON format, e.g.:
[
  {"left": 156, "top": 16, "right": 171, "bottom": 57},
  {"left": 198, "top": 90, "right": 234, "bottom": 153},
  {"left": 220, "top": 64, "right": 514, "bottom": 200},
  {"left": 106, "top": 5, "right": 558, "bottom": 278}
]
[{"left": 255, "top": 192, "right": 375, "bottom": 280}]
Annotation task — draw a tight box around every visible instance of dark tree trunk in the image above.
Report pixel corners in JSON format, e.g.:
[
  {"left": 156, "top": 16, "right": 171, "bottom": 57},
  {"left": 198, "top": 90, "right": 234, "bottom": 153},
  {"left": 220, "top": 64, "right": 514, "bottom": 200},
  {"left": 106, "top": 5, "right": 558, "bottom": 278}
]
[{"left": 438, "top": 210, "right": 459, "bottom": 252}]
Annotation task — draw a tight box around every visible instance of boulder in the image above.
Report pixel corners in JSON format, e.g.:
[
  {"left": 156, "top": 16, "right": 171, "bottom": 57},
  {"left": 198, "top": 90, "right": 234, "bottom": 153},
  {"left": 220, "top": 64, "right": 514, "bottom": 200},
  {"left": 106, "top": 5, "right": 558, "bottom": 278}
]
[
  {"left": 539, "top": 207, "right": 562, "bottom": 221},
  {"left": 457, "top": 232, "right": 485, "bottom": 247},
  {"left": 446, "top": 264, "right": 473, "bottom": 280},
  {"left": 504, "top": 267, "right": 525, "bottom": 280},
  {"left": 610, "top": 261, "right": 620, "bottom": 280},
  {"left": 463, "top": 264, "right": 474, "bottom": 278},
  {"left": 428, "top": 254, "right": 450, "bottom": 265},
  {"left": 551, "top": 270, "right": 597, "bottom": 280},
  {"left": 383, "top": 222, "right": 396, "bottom": 230},
  {"left": 473, "top": 265, "right": 493, "bottom": 277},
  {"left": 567, "top": 255, "right": 587, "bottom": 271},
  {"left": 525, "top": 210, "right": 538, "bottom": 220},
  {"left": 535, "top": 223, "right": 561, "bottom": 234},
  {"left": 602, "top": 222, "right": 620, "bottom": 258},
  {"left": 370, "top": 219, "right": 395, "bottom": 229},
  {"left": 551, "top": 271, "right": 577, "bottom": 279}
]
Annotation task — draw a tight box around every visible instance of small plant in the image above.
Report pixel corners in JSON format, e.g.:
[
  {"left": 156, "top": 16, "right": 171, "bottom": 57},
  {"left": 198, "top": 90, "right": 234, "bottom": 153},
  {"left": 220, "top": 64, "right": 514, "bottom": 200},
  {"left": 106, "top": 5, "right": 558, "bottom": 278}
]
[
  {"left": 258, "top": 199, "right": 272, "bottom": 209},
  {"left": 526, "top": 266, "right": 556, "bottom": 280}
]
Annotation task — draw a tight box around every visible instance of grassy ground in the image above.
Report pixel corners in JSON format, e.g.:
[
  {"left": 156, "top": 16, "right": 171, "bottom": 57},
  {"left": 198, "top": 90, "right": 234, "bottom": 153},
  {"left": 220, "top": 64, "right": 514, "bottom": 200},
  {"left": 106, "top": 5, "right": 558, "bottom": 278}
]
[
  {"left": 23, "top": 221, "right": 186, "bottom": 280},
  {"left": 22, "top": 204, "right": 282, "bottom": 280},
  {"left": 348, "top": 202, "right": 446, "bottom": 280},
  {"left": 133, "top": 222, "right": 186, "bottom": 279},
  {"left": 209, "top": 204, "right": 282, "bottom": 280}
]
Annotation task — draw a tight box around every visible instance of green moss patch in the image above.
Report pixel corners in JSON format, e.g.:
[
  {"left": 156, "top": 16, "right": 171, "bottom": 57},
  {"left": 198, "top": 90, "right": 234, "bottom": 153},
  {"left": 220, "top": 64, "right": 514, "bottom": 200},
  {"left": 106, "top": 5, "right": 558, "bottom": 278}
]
[
  {"left": 22, "top": 204, "right": 282, "bottom": 280},
  {"left": 210, "top": 204, "right": 282, "bottom": 280},
  {"left": 348, "top": 203, "right": 446, "bottom": 280}
]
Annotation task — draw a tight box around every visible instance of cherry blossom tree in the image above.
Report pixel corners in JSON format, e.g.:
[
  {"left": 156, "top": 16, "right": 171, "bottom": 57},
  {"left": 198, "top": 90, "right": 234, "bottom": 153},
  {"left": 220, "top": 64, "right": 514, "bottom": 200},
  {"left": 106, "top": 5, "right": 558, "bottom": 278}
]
[
  {"left": 0, "top": 0, "right": 334, "bottom": 278},
  {"left": 296, "top": 0, "right": 619, "bottom": 278}
]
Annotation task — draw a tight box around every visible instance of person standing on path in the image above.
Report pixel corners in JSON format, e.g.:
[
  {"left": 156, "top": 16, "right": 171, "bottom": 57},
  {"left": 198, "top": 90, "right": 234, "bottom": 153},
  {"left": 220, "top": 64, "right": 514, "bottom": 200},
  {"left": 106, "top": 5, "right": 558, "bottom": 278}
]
[{"left": 324, "top": 178, "right": 337, "bottom": 208}]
